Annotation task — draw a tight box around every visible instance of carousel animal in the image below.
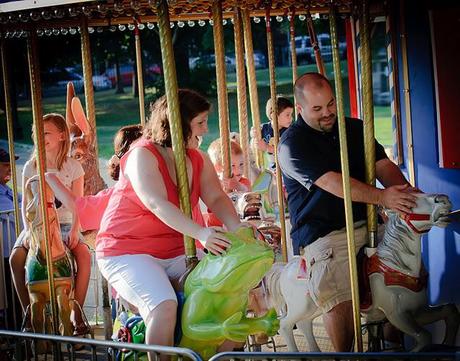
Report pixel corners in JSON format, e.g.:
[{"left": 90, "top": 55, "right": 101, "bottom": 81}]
[
  {"left": 24, "top": 177, "right": 74, "bottom": 351},
  {"left": 66, "top": 82, "right": 106, "bottom": 196},
  {"left": 265, "top": 193, "right": 460, "bottom": 352},
  {"left": 179, "top": 227, "right": 279, "bottom": 360}
]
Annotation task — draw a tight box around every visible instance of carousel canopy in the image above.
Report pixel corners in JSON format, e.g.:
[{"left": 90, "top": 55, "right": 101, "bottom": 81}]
[{"left": 0, "top": 0, "right": 352, "bottom": 30}]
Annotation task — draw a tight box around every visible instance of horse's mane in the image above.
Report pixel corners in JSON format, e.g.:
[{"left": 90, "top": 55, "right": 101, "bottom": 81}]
[{"left": 377, "top": 214, "right": 418, "bottom": 273}]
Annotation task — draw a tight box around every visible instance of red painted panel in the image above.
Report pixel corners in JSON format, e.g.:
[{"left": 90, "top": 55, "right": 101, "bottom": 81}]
[{"left": 430, "top": 8, "right": 460, "bottom": 168}]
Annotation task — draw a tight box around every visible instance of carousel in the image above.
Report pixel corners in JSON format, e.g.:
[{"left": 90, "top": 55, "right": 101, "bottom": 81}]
[{"left": 0, "top": 0, "right": 459, "bottom": 360}]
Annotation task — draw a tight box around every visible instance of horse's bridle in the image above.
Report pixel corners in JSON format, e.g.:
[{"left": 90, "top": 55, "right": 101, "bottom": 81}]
[{"left": 402, "top": 213, "right": 431, "bottom": 234}]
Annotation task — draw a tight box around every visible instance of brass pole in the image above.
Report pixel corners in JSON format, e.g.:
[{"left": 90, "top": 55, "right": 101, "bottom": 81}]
[
  {"left": 156, "top": 0, "right": 196, "bottom": 261},
  {"left": 134, "top": 20, "right": 146, "bottom": 126},
  {"left": 307, "top": 9, "right": 326, "bottom": 77},
  {"left": 359, "top": 0, "right": 377, "bottom": 247},
  {"left": 80, "top": 16, "right": 101, "bottom": 162},
  {"left": 212, "top": 0, "right": 231, "bottom": 179},
  {"left": 289, "top": 7, "right": 298, "bottom": 94},
  {"left": 399, "top": 0, "right": 416, "bottom": 186},
  {"left": 233, "top": 9, "right": 250, "bottom": 179},
  {"left": 1, "top": 39, "right": 21, "bottom": 239},
  {"left": 265, "top": 9, "right": 288, "bottom": 263},
  {"left": 330, "top": 6, "right": 363, "bottom": 352},
  {"left": 242, "top": 9, "right": 264, "bottom": 169},
  {"left": 27, "top": 28, "right": 60, "bottom": 336}
]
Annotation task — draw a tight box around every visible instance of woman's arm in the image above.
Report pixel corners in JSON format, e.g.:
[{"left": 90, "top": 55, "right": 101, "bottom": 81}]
[
  {"left": 44, "top": 173, "right": 77, "bottom": 214},
  {"left": 125, "top": 147, "right": 230, "bottom": 254},
  {"left": 199, "top": 152, "right": 241, "bottom": 232},
  {"left": 67, "top": 175, "right": 84, "bottom": 249},
  {"left": 21, "top": 175, "right": 29, "bottom": 231}
]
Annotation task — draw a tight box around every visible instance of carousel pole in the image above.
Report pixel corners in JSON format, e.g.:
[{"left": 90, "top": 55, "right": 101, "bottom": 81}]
[
  {"left": 1, "top": 37, "right": 22, "bottom": 331},
  {"left": 26, "top": 27, "right": 60, "bottom": 340},
  {"left": 359, "top": 0, "right": 377, "bottom": 248},
  {"left": 1, "top": 39, "right": 21, "bottom": 253},
  {"left": 212, "top": 0, "right": 232, "bottom": 178},
  {"left": 80, "top": 16, "right": 112, "bottom": 340},
  {"left": 156, "top": 0, "right": 196, "bottom": 263},
  {"left": 307, "top": 9, "right": 326, "bottom": 76},
  {"left": 242, "top": 9, "right": 264, "bottom": 170},
  {"left": 289, "top": 7, "right": 298, "bottom": 108},
  {"left": 265, "top": 7, "right": 288, "bottom": 263},
  {"left": 80, "top": 16, "right": 101, "bottom": 161},
  {"left": 233, "top": 8, "right": 250, "bottom": 179},
  {"left": 329, "top": 4, "right": 363, "bottom": 352},
  {"left": 134, "top": 19, "right": 146, "bottom": 126}
]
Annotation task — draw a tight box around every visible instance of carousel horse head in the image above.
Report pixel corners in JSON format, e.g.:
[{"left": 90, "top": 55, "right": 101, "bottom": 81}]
[
  {"left": 393, "top": 193, "right": 452, "bottom": 233},
  {"left": 235, "top": 192, "right": 264, "bottom": 221},
  {"left": 24, "top": 176, "right": 67, "bottom": 264},
  {"left": 66, "top": 82, "right": 106, "bottom": 196}
]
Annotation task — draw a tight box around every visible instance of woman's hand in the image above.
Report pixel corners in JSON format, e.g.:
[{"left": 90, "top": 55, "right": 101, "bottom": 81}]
[
  {"left": 198, "top": 227, "right": 232, "bottom": 255},
  {"left": 67, "top": 225, "right": 80, "bottom": 250}
]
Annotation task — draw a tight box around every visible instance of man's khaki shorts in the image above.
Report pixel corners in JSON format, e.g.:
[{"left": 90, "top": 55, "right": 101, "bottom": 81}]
[{"left": 303, "top": 222, "right": 383, "bottom": 313}]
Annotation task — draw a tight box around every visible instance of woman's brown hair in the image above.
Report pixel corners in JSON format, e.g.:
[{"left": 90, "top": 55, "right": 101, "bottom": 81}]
[
  {"left": 108, "top": 124, "right": 143, "bottom": 181},
  {"left": 30, "top": 113, "right": 70, "bottom": 171},
  {"left": 144, "top": 89, "right": 211, "bottom": 147}
]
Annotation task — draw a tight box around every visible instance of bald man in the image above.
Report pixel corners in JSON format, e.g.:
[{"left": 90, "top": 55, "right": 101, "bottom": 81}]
[{"left": 278, "top": 72, "right": 417, "bottom": 351}]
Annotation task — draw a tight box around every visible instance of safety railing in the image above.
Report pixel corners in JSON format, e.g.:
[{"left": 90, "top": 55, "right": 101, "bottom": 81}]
[
  {"left": 209, "top": 351, "right": 459, "bottom": 361},
  {"left": 0, "top": 330, "right": 203, "bottom": 361}
]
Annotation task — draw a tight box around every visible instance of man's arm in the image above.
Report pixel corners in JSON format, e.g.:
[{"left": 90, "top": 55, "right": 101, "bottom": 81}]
[
  {"left": 376, "top": 158, "right": 410, "bottom": 188},
  {"left": 315, "top": 171, "right": 417, "bottom": 215}
]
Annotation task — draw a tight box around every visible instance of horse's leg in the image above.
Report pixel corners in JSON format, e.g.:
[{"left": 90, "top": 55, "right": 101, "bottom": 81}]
[
  {"left": 385, "top": 310, "right": 431, "bottom": 351},
  {"left": 296, "top": 319, "right": 320, "bottom": 352},
  {"left": 278, "top": 314, "right": 299, "bottom": 352},
  {"left": 414, "top": 304, "right": 460, "bottom": 345},
  {"left": 29, "top": 291, "right": 48, "bottom": 354},
  {"left": 56, "top": 283, "right": 73, "bottom": 336}
]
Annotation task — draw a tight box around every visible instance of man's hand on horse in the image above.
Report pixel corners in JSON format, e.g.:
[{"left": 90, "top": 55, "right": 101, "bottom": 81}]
[{"left": 380, "top": 184, "right": 418, "bottom": 216}]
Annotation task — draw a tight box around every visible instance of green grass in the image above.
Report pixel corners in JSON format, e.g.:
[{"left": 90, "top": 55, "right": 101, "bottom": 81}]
[{"left": 1, "top": 62, "right": 392, "bottom": 158}]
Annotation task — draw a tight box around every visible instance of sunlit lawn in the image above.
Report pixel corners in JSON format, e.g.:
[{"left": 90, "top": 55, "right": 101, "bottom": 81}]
[{"left": 1, "top": 62, "right": 392, "bottom": 158}]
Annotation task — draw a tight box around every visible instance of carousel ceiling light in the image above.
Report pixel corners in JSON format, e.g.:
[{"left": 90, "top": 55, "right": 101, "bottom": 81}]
[
  {"left": 187, "top": 20, "right": 195, "bottom": 27},
  {"left": 177, "top": 21, "right": 185, "bottom": 28},
  {"left": 138, "top": 23, "right": 145, "bottom": 30},
  {"left": 37, "top": 29, "right": 44, "bottom": 37},
  {"left": 8, "top": 14, "right": 18, "bottom": 23},
  {"left": 41, "top": 11, "right": 52, "bottom": 20},
  {"left": 128, "top": 23, "right": 136, "bottom": 31},
  {"left": 69, "top": 27, "right": 77, "bottom": 35},
  {"left": 109, "top": 25, "right": 117, "bottom": 32},
  {"left": 98, "top": 4, "right": 108, "bottom": 15},
  {"left": 198, "top": 19, "right": 206, "bottom": 27},
  {"left": 170, "top": 22, "right": 175, "bottom": 28},
  {"left": 118, "top": 24, "right": 126, "bottom": 31},
  {"left": 44, "top": 29, "right": 52, "bottom": 36},
  {"left": 222, "top": 19, "right": 227, "bottom": 25},
  {"left": 54, "top": 9, "right": 65, "bottom": 19},
  {"left": 298, "top": 14, "right": 306, "bottom": 21},
  {"left": 19, "top": 13, "right": 29, "bottom": 23},
  {"left": 68, "top": 7, "right": 79, "bottom": 17},
  {"left": 97, "top": 27, "right": 104, "bottom": 33},
  {"left": 20, "top": 30, "right": 28, "bottom": 38},
  {"left": 230, "top": 18, "right": 234, "bottom": 24},
  {"left": 82, "top": 6, "right": 92, "bottom": 17},
  {"left": 61, "top": 28, "right": 68, "bottom": 35},
  {"left": 313, "top": 13, "right": 320, "bottom": 20},
  {"left": 30, "top": 11, "right": 41, "bottom": 21},
  {"left": 52, "top": 28, "right": 60, "bottom": 36},
  {"left": 209, "top": 19, "right": 214, "bottom": 26},
  {"left": 276, "top": 16, "right": 283, "bottom": 22},
  {"left": 253, "top": 16, "right": 260, "bottom": 23},
  {"left": 147, "top": 22, "right": 155, "bottom": 29},
  {"left": 114, "top": 1, "right": 124, "bottom": 13},
  {"left": 88, "top": 26, "right": 95, "bottom": 34}
]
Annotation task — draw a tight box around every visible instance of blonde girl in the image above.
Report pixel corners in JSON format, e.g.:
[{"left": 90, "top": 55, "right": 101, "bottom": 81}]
[{"left": 10, "top": 113, "right": 91, "bottom": 335}]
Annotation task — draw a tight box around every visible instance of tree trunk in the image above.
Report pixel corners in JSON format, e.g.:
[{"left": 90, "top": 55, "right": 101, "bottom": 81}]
[{"left": 114, "top": 55, "right": 125, "bottom": 94}]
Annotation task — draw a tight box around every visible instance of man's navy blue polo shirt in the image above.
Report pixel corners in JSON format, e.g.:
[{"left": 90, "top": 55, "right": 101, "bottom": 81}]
[{"left": 278, "top": 115, "right": 387, "bottom": 255}]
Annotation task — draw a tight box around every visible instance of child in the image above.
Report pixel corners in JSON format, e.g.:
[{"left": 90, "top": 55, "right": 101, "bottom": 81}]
[
  {"left": 251, "top": 96, "right": 294, "bottom": 170},
  {"left": 9, "top": 113, "right": 90, "bottom": 335},
  {"left": 207, "top": 139, "right": 251, "bottom": 193}
]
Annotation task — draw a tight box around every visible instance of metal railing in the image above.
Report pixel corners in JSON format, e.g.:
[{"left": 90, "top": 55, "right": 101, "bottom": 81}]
[
  {"left": 0, "top": 330, "right": 202, "bottom": 361},
  {"left": 209, "top": 351, "right": 459, "bottom": 361}
]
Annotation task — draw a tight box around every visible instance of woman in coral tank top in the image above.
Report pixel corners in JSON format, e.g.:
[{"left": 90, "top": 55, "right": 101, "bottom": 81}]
[{"left": 96, "top": 89, "right": 243, "bottom": 357}]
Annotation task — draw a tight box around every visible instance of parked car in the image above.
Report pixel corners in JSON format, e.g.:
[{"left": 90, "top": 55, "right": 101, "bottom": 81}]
[
  {"left": 106, "top": 63, "right": 162, "bottom": 87},
  {"left": 42, "top": 68, "right": 84, "bottom": 97},
  {"left": 295, "top": 34, "right": 346, "bottom": 64},
  {"left": 92, "top": 74, "right": 113, "bottom": 91},
  {"left": 189, "top": 54, "right": 236, "bottom": 72}
]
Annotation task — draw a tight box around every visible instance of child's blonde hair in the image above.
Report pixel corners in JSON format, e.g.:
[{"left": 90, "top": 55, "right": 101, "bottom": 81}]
[
  {"left": 31, "top": 113, "right": 70, "bottom": 171},
  {"left": 208, "top": 139, "right": 242, "bottom": 167},
  {"left": 265, "top": 95, "right": 294, "bottom": 121}
]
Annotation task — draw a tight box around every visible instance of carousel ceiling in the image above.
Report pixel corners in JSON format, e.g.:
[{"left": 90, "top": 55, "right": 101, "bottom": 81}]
[{"left": 0, "top": 0, "right": 353, "bottom": 32}]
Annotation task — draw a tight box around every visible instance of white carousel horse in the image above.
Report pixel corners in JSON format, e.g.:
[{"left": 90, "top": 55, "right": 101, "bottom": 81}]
[{"left": 264, "top": 193, "right": 460, "bottom": 352}]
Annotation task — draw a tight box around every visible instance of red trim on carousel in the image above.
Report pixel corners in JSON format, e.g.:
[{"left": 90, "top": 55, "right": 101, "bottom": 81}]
[{"left": 402, "top": 213, "right": 431, "bottom": 234}]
